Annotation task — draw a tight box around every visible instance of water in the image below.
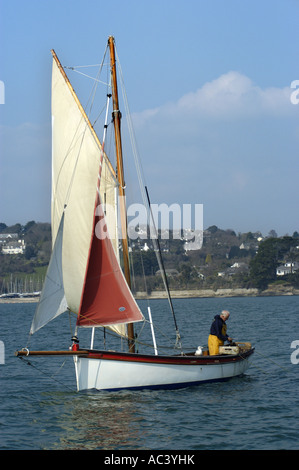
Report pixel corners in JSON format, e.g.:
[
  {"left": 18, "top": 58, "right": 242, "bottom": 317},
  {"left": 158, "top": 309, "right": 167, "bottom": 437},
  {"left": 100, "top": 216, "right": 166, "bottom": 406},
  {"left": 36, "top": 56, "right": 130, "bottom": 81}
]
[{"left": 1, "top": 296, "right": 299, "bottom": 450}]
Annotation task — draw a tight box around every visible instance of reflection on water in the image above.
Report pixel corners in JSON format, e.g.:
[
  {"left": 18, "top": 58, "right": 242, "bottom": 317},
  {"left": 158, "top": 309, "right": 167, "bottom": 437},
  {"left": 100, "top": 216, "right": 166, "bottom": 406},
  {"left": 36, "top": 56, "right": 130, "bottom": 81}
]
[
  {"left": 46, "top": 391, "right": 149, "bottom": 450},
  {"left": 2, "top": 296, "right": 299, "bottom": 450}
]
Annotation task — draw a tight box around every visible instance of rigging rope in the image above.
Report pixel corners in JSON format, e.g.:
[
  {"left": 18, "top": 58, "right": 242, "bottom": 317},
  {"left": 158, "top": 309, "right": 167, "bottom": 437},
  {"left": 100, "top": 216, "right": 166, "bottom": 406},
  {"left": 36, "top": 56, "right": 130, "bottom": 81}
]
[
  {"left": 114, "top": 45, "right": 183, "bottom": 352},
  {"left": 55, "top": 43, "right": 111, "bottom": 212},
  {"left": 18, "top": 356, "right": 74, "bottom": 391},
  {"left": 64, "top": 67, "right": 109, "bottom": 86},
  {"left": 66, "top": 307, "right": 180, "bottom": 354},
  {"left": 253, "top": 349, "right": 290, "bottom": 373},
  {"left": 144, "top": 186, "right": 182, "bottom": 350}
]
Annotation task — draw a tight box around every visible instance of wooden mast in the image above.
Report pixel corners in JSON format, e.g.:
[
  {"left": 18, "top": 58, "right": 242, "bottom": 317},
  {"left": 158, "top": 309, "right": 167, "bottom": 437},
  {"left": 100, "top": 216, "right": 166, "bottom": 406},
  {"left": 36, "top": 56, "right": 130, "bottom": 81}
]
[{"left": 108, "top": 36, "right": 135, "bottom": 353}]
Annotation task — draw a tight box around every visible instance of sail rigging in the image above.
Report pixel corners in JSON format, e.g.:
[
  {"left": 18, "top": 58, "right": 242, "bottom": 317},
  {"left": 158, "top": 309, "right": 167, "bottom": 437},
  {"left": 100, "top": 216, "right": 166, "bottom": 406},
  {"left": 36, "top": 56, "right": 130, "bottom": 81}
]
[
  {"left": 16, "top": 36, "right": 254, "bottom": 393},
  {"left": 30, "top": 44, "right": 144, "bottom": 337},
  {"left": 108, "top": 36, "right": 137, "bottom": 351}
]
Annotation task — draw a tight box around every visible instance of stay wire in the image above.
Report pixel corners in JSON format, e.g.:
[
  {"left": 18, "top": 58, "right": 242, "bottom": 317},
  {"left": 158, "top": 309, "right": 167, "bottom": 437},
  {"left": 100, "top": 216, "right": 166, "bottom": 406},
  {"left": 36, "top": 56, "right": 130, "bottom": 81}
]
[
  {"left": 68, "top": 308, "right": 178, "bottom": 354},
  {"left": 114, "top": 44, "right": 183, "bottom": 352},
  {"left": 18, "top": 356, "right": 74, "bottom": 392},
  {"left": 253, "top": 349, "right": 290, "bottom": 373}
]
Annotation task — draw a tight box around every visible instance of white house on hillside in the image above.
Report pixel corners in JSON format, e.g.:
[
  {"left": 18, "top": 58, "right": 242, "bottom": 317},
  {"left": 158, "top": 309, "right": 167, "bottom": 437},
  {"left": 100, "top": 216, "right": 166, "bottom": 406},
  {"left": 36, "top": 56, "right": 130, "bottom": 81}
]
[
  {"left": 276, "top": 262, "right": 299, "bottom": 276},
  {"left": 2, "top": 239, "right": 26, "bottom": 255}
]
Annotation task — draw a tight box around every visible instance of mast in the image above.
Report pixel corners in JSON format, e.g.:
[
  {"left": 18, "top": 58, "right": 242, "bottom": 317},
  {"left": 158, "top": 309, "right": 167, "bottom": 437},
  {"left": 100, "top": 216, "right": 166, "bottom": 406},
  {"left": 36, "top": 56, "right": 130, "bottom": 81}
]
[{"left": 108, "top": 36, "right": 135, "bottom": 353}]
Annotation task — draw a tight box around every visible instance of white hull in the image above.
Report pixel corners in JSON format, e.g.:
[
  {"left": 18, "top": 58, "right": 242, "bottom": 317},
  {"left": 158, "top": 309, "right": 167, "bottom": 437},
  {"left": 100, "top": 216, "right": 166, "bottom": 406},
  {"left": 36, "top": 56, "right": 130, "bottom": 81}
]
[{"left": 73, "top": 349, "right": 254, "bottom": 391}]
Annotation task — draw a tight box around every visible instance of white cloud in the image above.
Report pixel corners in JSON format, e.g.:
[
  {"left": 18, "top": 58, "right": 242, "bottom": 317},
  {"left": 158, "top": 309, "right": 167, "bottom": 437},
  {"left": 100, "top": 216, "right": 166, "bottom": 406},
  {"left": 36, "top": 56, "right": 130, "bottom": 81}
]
[
  {"left": 1, "top": 72, "right": 297, "bottom": 235},
  {"left": 128, "top": 72, "right": 298, "bottom": 235},
  {"left": 133, "top": 71, "right": 295, "bottom": 125}
]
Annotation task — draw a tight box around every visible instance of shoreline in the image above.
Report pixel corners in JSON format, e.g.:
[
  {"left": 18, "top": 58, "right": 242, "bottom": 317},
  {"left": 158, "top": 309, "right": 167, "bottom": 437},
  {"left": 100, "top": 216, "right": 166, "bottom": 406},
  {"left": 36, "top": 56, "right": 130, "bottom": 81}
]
[
  {"left": 135, "top": 286, "right": 299, "bottom": 299},
  {"left": 1, "top": 286, "right": 298, "bottom": 303}
]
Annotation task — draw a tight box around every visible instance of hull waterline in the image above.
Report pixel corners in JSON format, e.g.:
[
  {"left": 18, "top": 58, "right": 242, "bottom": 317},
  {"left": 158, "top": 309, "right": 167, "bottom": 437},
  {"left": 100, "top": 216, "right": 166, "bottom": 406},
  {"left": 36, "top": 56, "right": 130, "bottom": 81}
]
[{"left": 73, "top": 348, "right": 254, "bottom": 391}]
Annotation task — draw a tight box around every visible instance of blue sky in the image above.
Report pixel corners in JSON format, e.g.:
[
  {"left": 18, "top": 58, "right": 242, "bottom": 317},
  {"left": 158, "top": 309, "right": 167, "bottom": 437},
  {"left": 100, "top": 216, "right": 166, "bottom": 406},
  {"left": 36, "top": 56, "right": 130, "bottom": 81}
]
[{"left": 0, "top": 0, "right": 298, "bottom": 236}]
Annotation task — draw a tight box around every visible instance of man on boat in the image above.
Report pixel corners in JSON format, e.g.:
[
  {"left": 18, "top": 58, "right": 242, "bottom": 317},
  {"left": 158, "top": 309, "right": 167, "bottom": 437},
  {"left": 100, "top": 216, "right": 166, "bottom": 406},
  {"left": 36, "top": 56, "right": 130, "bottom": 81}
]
[{"left": 208, "top": 310, "right": 232, "bottom": 355}]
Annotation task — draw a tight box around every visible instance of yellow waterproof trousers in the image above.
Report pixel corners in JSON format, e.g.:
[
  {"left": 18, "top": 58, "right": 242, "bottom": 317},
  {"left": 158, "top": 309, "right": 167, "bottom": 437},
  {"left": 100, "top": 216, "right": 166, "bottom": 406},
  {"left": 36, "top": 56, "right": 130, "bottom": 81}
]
[{"left": 208, "top": 334, "right": 224, "bottom": 356}]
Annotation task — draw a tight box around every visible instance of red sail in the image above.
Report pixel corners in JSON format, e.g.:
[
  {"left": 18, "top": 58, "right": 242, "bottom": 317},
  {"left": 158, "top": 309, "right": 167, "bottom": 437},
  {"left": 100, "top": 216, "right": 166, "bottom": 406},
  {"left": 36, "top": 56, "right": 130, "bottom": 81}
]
[{"left": 77, "top": 195, "right": 143, "bottom": 327}]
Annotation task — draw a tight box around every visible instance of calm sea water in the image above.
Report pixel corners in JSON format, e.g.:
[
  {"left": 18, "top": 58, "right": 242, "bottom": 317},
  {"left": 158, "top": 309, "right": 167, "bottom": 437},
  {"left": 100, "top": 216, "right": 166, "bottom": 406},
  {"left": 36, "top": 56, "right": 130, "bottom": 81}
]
[{"left": 1, "top": 295, "right": 299, "bottom": 450}]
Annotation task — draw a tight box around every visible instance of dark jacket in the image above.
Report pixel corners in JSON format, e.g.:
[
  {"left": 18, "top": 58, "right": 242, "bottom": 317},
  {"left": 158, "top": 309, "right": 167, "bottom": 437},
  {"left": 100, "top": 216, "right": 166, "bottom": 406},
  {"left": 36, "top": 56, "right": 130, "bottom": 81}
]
[{"left": 210, "top": 315, "right": 229, "bottom": 341}]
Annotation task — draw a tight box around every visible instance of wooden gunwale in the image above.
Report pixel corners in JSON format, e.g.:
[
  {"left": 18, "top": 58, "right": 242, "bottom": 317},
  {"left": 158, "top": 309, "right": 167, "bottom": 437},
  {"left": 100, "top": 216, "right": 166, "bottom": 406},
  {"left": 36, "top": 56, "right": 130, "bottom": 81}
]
[{"left": 16, "top": 347, "right": 254, "bottom": 365}]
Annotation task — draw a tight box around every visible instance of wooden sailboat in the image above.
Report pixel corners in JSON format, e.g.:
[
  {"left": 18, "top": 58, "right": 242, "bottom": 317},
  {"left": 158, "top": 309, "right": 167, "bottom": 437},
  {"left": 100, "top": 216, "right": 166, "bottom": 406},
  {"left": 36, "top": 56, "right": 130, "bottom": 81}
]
[{"left": 16, "top": 37, "right": 254, "bottom": 391}]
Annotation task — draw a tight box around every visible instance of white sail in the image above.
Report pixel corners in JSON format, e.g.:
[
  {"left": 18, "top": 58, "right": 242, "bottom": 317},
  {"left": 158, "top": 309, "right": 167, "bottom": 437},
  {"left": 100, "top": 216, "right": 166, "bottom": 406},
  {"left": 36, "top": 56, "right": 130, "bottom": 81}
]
[
  {"left": 30, "top": 214, "right": 67, "bottom": 334},
  {"left": 31, "top": 52, "right": 141, "bottom": 338},
  {"left": 51, "top": 54, "right": 118, "bottom": 315}
]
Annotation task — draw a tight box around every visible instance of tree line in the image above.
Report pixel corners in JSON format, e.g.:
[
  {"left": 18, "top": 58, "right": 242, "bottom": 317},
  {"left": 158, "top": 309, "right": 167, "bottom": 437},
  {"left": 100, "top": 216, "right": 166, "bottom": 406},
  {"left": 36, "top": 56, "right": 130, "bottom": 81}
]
[{"left": 1, "top": 221, "right": 299, "bottom": 293}]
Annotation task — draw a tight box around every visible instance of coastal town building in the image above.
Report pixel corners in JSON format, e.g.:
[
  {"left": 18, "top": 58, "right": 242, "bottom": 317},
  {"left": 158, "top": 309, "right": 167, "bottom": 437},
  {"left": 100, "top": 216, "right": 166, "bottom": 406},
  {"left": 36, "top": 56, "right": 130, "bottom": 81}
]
[
  {"left": 276, "top": 262, "right": 299, "bottom": 276},
  {"left": 0, "top": 234, "right": 26, "bottom": 255}
]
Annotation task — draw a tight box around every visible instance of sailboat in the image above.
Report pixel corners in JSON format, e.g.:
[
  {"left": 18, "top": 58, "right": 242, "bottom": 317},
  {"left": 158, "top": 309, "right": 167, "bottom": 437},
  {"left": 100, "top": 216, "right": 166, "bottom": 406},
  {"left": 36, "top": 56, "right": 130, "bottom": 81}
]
[{"left": 16, "top": 37, "right": 254, "bottom": 391}]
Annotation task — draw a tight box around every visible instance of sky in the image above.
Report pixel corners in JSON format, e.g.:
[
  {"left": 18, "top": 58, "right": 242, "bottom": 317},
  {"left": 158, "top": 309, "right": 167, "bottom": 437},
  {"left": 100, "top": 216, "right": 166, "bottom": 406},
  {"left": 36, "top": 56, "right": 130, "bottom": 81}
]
[{"left": 0, "top": 0, "right": 298, "bottom": 236}]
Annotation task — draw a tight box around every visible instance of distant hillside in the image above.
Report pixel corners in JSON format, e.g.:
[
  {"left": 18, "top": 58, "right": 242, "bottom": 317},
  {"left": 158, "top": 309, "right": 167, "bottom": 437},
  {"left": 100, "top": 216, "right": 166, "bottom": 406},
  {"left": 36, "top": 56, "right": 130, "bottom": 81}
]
[
  {"left": 0, "top": 221, "right": 51, "bottom": 291},
  {"left": 1, "top": 221, "right": 299, "bottom": 294}
]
